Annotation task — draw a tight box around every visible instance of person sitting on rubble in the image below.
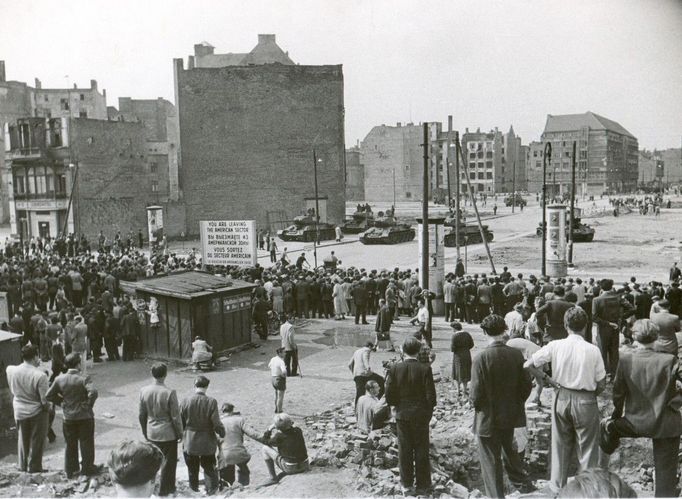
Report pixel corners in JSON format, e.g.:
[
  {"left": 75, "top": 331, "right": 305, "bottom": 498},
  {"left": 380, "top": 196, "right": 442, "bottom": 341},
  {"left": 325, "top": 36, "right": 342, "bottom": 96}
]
[
  {"left": 259, "top": 413, "right": 309, "bottom": 486},
  {"left": 356, "top": 380, "right": 389, "bottom": 433},
  {"left": 108, "top": 440, "right": 164, "bottom": 497},
  {"left": 191, "top": 336, "right": 216, "bottom": 369}
]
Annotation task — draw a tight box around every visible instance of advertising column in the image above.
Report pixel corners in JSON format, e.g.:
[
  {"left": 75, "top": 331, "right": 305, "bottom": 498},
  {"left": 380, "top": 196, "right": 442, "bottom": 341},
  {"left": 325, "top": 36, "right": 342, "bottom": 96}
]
[
  {"left": 546, "top": 204, "right": 567, "bottom": 277},
  {"left": 417, "top": 217, "right": 445, "bottom": 315},
  {"left": 146, "top": 206, "right": 164, "bottom": 249}
]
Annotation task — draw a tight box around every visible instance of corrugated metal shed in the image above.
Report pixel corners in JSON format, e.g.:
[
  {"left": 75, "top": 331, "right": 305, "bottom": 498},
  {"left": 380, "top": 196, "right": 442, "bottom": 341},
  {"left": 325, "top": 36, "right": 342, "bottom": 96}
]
[{"left": 133, "top": 271, "right": 253, "bottom": 299}]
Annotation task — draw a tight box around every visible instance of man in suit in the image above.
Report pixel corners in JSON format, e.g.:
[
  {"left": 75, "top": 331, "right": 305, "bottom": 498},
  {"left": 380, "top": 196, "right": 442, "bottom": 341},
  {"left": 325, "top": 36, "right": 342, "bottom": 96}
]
[
  {"left": 471, "top": 314, "right": 534, "bottom": 498},
  {"left": 46, "top": 352, "right": 99, "bottom": 478},
  {"left": 385, "top": 337, "right": 436, "bottom": 496},
  {"left": 180, "top": 376, "right": 225, "bottom": 494},
  {"left": 374, "top": 299, "right": 394, "bottom": 351},
  {"left": 351, "top": 280, "right": 369, "bottom": 325},
  {"left": 634, "top": 286, "right": 653, "bottom": 319},
  {"left": 139, "top": 363, "right": 182, "bottom": 496},
  {"left": 525, "top": 308, "right": 606, "bottom": 494},
  {"left": 602, "top": 319, "right": 682, "bottom": 497},
  {"left": 443, "top": 276, "right": 456, "bottom": 323},
  {"left": 664, "top": 281, "right": 682, "bottom": 317},
  {"left": 592, "top": 279, "right": 634, "bottom": 377}
]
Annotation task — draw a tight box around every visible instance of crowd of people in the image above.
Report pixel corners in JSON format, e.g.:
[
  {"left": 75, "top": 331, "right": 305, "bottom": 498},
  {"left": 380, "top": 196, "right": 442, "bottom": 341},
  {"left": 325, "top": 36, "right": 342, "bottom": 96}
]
[{"left": 5, "top": 222, "right": 682, "bottom": 497}]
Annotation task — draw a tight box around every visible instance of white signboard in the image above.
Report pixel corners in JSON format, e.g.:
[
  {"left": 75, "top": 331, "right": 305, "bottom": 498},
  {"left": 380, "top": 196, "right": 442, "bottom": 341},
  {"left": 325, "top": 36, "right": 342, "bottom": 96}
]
[{"left": 200, "top": 220, "right": 257, "bottom": 267}]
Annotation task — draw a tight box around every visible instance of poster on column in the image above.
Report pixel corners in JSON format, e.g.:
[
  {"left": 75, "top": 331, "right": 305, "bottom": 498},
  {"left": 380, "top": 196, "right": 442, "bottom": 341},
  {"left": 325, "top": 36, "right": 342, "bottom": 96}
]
[
  {"left": 147, "top": 206, "right": 164, "bottom": 245},
  {"left": 200, "top": 220, "right": 257, "bottom": 267},
  {"left": 417, "top": 222, "right": 445, "bottom": 296}
]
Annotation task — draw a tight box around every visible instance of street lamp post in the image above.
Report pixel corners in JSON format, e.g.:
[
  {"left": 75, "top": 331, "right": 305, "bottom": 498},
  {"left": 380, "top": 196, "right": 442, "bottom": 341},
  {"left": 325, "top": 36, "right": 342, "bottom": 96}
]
[
  {"left": 542, "top": 142, "right": 552, "bottom": 277},
  {"left": 312, "top": 149, "right": 321, "bottom": 268}
]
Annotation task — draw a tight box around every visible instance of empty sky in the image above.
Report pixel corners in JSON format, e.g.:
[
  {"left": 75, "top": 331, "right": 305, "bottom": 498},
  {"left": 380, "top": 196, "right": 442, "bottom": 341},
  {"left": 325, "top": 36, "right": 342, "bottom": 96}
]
[{"left": 1, "top": 0, "right": 680, "bottom": 149}]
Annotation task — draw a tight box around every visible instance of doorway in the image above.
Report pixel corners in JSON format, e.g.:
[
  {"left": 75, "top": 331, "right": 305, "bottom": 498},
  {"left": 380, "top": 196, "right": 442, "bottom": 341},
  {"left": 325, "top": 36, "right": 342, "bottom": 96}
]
[{"left": 38, "top": 221, "right": 50, "bottom": 239}]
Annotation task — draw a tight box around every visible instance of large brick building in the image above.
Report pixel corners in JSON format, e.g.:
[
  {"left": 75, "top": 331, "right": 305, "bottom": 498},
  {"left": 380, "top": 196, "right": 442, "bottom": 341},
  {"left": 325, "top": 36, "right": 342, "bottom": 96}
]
[
  {"left": 526, "top": 112, "right": 639, "bottom": 196},
  {"left": 174, "top": 35, "right": 345, "bottom": 233},
  {"left": 5, "top": 117, "right": 165, "bottom": 240}
]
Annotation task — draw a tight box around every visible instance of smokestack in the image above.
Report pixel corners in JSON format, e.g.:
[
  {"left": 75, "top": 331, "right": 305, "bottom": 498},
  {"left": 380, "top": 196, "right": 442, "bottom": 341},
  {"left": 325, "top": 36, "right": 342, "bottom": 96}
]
[
  {"left": 0, "top": 61, "right": 5, "bottom": 82},
  {"left": 34, "top": 78, "right": 42, "bottom": 89},
  {"left": 448, "top": 115, "right": 453, "bottom": 132},
  {"left": 90, "top": 79, "right": 98, "bottom": 90}
]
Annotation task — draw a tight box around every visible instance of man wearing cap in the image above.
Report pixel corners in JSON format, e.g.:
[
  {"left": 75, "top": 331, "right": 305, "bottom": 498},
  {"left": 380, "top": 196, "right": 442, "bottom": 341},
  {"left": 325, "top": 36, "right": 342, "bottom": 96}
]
[
  {"left": 524, "top": 307, "right": 606, "bottom": 494},
  {"left": 601, "top": 319, "right": 682, "bottom": 497},
  {"left": 535, "top": 285, "right": 573, "bottom": 344},
  {"left": 593, "top": 279, "right": 634, "bottom": 378},
  {"left": 650, "top": 299, "right": 680, "bottom": 355},
  {"left": 180, "top": 375, "right": 225, "bottom": 494}
]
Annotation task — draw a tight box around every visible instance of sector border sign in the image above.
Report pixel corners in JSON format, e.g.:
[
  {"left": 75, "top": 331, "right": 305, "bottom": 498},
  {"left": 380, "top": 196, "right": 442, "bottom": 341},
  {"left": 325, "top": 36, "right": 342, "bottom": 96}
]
[{"left": 200, "top": 220, "right": 257, "bottom": 267}]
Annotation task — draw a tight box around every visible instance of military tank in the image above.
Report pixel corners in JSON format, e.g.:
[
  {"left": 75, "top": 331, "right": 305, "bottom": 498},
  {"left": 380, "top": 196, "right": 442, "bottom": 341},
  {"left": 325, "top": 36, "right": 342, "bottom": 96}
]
[
  {"left": 341, "top": 209, "right": 375, "bottom": 234},
  {"left": 535, "top": 207, "right": 595, "bottom": 242},
  {"left": 443, "top": 214, "right": 494, "bottom": 246},
  {"left": 359, "top": 212, "right": 415, "bottom": 245},
  {"left": 277, "top": 215, "right": 337, "bottom": 242}
]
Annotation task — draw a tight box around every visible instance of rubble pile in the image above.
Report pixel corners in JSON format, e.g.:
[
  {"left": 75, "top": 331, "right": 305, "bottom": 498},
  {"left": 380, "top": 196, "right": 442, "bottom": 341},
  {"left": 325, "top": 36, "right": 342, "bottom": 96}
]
[
  {"left": 525, "top": 403, "right": 552, "bottom": 473},
  {"left": 305, "top": 381, "right": 480, "bottom": 497}
]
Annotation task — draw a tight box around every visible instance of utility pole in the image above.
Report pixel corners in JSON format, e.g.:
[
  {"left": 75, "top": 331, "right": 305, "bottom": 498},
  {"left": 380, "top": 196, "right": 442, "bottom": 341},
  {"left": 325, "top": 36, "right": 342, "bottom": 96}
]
[
  {"left": 568, "top": 141, "right": 576, "bottom": 267},
  {"left": 512, "top": 160, "right": 516, "bottom": 213},
  {"left": 313, "top": 149, "right": 321, "bottom": 268},
  {"left": 456, "top": 135, "right": 496, "bottom": 274},
  {"left": 393, "top": 166, "right": 396, "bottom": 208},
  {"left": 454, "top": 132, "right": 461, "bottom": 260},
  {"left": 542, "top": 142, "right": 552, "bottom": 277},
  {"left": 446, "top": 115, "right": 453, "bottom": 208},
  {"left": 421, "top": 123, "right": 432, "bottom": 341}
]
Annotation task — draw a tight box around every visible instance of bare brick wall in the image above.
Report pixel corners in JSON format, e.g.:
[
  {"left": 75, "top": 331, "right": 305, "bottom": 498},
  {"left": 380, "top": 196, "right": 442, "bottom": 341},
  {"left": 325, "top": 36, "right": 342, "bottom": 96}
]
[
  {"left": 70, "top": 119, "right": 155, "bottom": 239},
  {"left": 175, "top": 60, "right": 345, "bottom": 234}
]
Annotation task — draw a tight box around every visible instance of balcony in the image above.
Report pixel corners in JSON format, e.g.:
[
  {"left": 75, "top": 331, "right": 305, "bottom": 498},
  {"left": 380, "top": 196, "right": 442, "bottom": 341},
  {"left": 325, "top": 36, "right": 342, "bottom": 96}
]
[{"left": 6, "top": 147, "right": 46, "bottom": 161}]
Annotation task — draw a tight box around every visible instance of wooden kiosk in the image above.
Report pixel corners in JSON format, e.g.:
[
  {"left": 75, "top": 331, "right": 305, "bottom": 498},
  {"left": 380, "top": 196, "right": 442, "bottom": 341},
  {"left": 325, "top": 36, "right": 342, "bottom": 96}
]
[{"left": 127, "top": 271, "right": 255, "bottom": 360}]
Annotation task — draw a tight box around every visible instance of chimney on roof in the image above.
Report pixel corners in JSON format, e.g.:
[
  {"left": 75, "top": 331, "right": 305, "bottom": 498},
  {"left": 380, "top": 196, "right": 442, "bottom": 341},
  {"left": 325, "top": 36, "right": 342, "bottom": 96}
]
[
  {"left": 0, "top": 61, "right": 5, "bottom": 82},
  {"left": 258, "top": 34, "right": 276, "bottom": 44},
  {"left": 448, "top": 115, "right": 452, "bottom": 132},
  {"left": 397, "top": 122, "right": 401, "bottom": 127},
  {"left": 194, "top": 43, "right": 214, "bottom": 57},
  {"left": 73, "top": 83, "right": 77, "bottom": 89},
  {"left": 476, "top": 127, "right": 480, "bottom": 133},
  {"left": 188, "top": 56, "right": 195, "bottom": 69},
  {"left": 90, "top": 79, "right": 97, "bottom": 90},
  {"left": 465, "top": 127, "right": 469, "bottom": 133},
  {"left": 34, "top": 78, "right": 41, "bottom": 89}
]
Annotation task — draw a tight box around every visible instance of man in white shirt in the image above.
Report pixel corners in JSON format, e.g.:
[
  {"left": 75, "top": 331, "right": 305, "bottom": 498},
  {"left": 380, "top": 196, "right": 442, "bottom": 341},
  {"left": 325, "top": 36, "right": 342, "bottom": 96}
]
[
  {"left": 356, "top": 381, "right": 388, "bottom": 433},
  {"left": 6, "top": 344, "right": 50, "bottom": 472},
  {"left": 280, "top": 315, "right": 298, "bottom": 376},
  {"left": 504, "top": 303, "right": 526, "bottom": 339},
  {"left": 268, "top": 348, "right": 287, "bottom": 414},
  {"left": 524, "top": 307, "right": 606, "bottom": 493},
  {"left": 349, "top": 342, "right": 376, "bottom": 406}
]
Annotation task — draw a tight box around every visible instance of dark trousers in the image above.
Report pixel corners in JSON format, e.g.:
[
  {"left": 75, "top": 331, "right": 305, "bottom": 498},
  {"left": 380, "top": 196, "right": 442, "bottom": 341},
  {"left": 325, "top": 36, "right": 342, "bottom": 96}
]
[
  {"left": 444, "top": 303, "right": 455, "bottom": 322},
  {"left": 465, "top": 303, "right": 477, "bottom": 323},
  {"left": 354, "top": 303, "right": 367, "bottom": 324},
  {"left": 270, "top": 250, "right": 276, "bottom": 263},
  {"left": 122, "top": 335, "right": 136, "bottom": 360},
  {"left": 612, "top": 420, "right": 680, "bottom": 498},
  {"left": 72, "top": 290, "right": 82, "bottom": 307},
  {"left": 478, "top": 428, "right": 529, "bottom": 499},
  {"left": 220, "top": 461, "right": 250, "bottom": 486},
  {"left": 90, "top": 335, "right": 103, "bottom": 360},
  {"left": 17, "top": 410, "right": 48, "bottom": 472},
  {"left": 63, "top": 418, "right": 95, "bottom": 476},
  {"left": 152, "top": 440, "right": 178, "bottom": 496},
  {"left": 297, "top": 300, "right": 309, "bottom": 318},
  {"left": 322, "top": 300, "right": 334, "bottom": 318},
  {"left": 104, "top": 335, "right": 119, "bottom": 360},
  {"left": 285, "top": 349, "right": 298, "bottom": 376},
  {"left": 396, "top": 418, "right": 432, "bottom": 492},
  {"left": 597, "top": 326, "right": 619, "bottom": 375},
  {"left": 184, "top": 453, "right": 218, "bottom": 494}
]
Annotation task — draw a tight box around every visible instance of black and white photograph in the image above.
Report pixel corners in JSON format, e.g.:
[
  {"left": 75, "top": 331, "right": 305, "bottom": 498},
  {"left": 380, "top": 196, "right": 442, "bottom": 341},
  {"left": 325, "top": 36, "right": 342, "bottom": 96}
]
[{"left": 1, "top": 0, "right": 682, "bottom": 497}]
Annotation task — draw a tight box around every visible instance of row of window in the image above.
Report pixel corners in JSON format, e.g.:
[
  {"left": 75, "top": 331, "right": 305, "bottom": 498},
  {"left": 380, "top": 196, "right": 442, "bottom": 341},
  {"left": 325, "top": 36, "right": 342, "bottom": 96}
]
[
  {"left": 13, "top": 167, "right": 67, "bottom": 196},
  {"left": 468, "top": 161, "right": 494, "bottom": 169}
]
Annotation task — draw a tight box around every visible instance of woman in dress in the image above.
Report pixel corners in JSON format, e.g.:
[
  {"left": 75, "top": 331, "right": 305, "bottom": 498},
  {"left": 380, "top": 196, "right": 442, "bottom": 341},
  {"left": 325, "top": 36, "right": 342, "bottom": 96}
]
[
  {"left": 450, "top": 321, "right": 474, "bottom": 398},
  {"left": 333, "top": 278, "right": 348, "bottom": 320},
  {"left": 271, "top": 280, "right": 284, "bottom": 316}
]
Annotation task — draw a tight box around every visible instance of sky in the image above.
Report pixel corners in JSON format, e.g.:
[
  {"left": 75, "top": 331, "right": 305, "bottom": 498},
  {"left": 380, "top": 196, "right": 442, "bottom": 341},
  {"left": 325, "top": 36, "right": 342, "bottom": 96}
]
[{"left": 1, "top": 0, "right": 681, "bottom": 150}]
